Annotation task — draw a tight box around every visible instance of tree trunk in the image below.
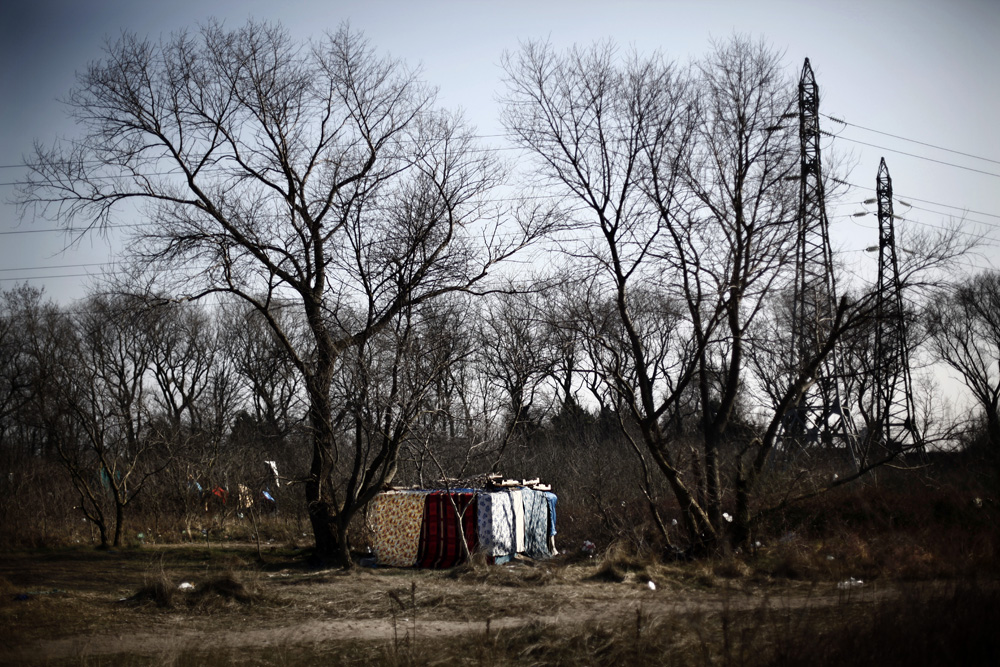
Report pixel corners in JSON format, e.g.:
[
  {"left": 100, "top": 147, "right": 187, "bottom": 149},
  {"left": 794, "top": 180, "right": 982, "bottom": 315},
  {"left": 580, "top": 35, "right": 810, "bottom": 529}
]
[
  {"left": 645, "top": 427, "right": 717, "bottom": 551},
  {"left": 985, "top": 406, "right": 1000, "bottom": 475},
  {"left": 335, "top": 517, "right": 353, "bottom": 569},
  {"left": 732, "top": 461, "right": 752, "bottom": 550},
  {"left": 986, "top": 406, "right": 1000, "bottom": 450},
  {"left": 304, "top": 369, "right": 357, "bottom": 568},
  {"left": 113, "top": 501, "right": 124, "bottom": 547},
  {"left": 95, "top": 519, "right": 109, "bottom": 549}
]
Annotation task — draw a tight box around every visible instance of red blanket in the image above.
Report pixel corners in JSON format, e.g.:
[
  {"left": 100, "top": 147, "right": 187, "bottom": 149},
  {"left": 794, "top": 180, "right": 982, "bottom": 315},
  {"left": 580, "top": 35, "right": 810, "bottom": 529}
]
[{"left": 417, "top": 491, "right": 479, "bottom": 568}]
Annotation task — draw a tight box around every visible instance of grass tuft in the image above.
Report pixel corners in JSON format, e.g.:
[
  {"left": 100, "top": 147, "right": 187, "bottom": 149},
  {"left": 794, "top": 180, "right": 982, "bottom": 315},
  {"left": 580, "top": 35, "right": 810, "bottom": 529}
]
[
  {"left": 188, "top": 573, "right": 260, "bottom": 606},
  {"left": 587, "top": 542, "right": 658, "bottom": 584},
  {"left": 124, "top": 576, "right": 175, "bottom": 608}
]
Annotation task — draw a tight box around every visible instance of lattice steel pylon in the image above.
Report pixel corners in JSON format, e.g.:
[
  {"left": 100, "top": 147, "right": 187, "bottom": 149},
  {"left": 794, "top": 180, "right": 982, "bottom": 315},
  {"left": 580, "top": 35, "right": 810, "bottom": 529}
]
[
  {"left": 871, "top": 158, "right": 920, "bottom": 458},
  {"left": 783, "top": 58, "right": 861, "bottom": 469}
]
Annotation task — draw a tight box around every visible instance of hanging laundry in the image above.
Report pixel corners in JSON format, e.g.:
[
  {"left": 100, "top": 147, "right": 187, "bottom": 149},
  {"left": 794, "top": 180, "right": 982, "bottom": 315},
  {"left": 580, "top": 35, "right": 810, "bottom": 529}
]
[
  {"left": 477, "top": 490, "right": 515, "bottom": 559},
  {"left": 508, "top": 488, "right": 526, "bottom": 553},
  {"left": 370, "top": 483, "right": 557, "bottom": 567},
  {"left": 371, "top": 490, "right": 429, "bottom": 567},
  {"left": 522, "top": 488, "right": 552, "bottom": 559},
  {"left": 543, "top": 491, "right": 559, "bottom": 555}
]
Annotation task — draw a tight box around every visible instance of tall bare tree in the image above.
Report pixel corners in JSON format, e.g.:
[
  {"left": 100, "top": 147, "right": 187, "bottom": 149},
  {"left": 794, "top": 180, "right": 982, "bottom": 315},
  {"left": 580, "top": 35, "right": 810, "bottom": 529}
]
[
  {"left": 51, "top": 294, "right": 170, "bottom": 548},
  {"left": 18, "top": 21, "right": 551, "bottom": 564},
  {"left": 222, "top": 300, "right": 304, "bottom": 450},
  {"left": 926, "top": 270, "right": 1000, "bottom": 465},
  {"left": 148, "top": 302, "right": 217, "bottom": 431},
  {"left": 502, "top": 36, "right": 906, "bottom": 552},
  {"left": 476, "top": 292, "right": 557, "bottom": 468},
  {"left": 0, "top": 285, "right": 39, "bottom": 452},
  {"left": 502, "top": 39, "right": 717, "bottom": 544}
]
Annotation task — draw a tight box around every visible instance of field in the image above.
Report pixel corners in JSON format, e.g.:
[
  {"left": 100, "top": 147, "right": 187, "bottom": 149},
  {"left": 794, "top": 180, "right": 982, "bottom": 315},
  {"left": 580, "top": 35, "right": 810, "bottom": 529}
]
[
  {"left": 2, "top": 455, "right": 999, "bottom": 665},
  {"left": 1, "top": 538, "right": 998, "bottom": 666}
]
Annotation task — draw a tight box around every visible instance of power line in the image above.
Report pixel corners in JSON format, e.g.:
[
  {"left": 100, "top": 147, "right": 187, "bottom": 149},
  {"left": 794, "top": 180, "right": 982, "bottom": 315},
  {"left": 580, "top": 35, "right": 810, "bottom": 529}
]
[
  {"left": 0, "top": 224, "right": 137, "bottom": 236},
  {"left": 832, "top": 178, "right": 1000, "bottom": 221},
  {"left": 0, "top": 261, "right": 111, "bottom": 273},
  {"left": 822, "top": 114, "right": 1000, "bottom": 166},
  {"left": 0, "top": 212, "right": 899, "bottom": 282},
  {"left": 0, "top": 272, "right": 99, "bottom": 282},
  {"left": 829, "top": 135, "right": 1000, "bottom": 179}
]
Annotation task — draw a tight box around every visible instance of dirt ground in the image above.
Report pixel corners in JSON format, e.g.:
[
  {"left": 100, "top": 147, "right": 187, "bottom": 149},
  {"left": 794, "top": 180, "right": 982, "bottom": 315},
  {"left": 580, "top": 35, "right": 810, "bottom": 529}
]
[{"left": 0, "top": 544, "right": 895, "bottom": 665}]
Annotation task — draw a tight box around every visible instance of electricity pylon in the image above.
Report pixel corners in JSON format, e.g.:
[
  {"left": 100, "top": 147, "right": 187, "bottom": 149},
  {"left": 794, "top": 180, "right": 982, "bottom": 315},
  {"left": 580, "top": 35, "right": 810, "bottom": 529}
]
[
  {"left": 783, "top": 58, "right": 861, "bottom": 469},
  {"left": 871, "top": 158, "right": 920, "bottom": 458}
]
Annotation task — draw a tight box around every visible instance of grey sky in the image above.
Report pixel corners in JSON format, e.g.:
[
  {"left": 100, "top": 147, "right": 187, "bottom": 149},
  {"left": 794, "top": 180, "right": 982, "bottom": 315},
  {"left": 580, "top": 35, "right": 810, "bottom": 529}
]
[{"left": 2, "top": 0, "right": 999, "bottom": 303}]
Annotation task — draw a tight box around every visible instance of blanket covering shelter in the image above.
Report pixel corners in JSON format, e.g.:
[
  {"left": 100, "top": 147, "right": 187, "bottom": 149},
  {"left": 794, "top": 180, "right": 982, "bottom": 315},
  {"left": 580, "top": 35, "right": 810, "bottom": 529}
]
[
  {"left": 417, "top": 491, "right": 479, "bottom": 568},
  {"left": 370, "top": 485, "right": 557, "bottom": 568},
  {"left": 370, "top": 490, "right": 430, "bottom": 567},
  {"left": 477, "top": 490, "right": 514, "bottom": 558}
]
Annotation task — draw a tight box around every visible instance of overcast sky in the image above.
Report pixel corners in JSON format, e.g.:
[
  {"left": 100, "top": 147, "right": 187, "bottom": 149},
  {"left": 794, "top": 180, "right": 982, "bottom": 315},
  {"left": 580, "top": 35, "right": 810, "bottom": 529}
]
[{"left": 2, "top": 0, "right": 999, "bottom": 305}]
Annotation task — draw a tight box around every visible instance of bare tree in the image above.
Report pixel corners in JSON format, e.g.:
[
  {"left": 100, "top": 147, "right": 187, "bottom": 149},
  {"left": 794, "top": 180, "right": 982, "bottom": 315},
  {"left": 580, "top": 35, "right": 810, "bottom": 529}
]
[
  {"left": 395, "top": 297, "right": 487, "bottom": 482},
  {"left": 476, "top": 291, "right": 557, "bottom": 469},
  {"left": 503, "top": 36, "right": 949, "bottom": 553},
  {"left": 147, "top": 303, "right": 215, "bottom": 429},
  {"left": 502, "top": 38, "right": 720, "bottom": 545},
  {"left": 18, "top": 21, "right": 551, "bottom": 565},
  {"left": 926, "top": 270, "right": 1000, "bottom": 464},
  {"left": 50, "top": 294, "right": 172, "bottom": 548},
  {"left": 664, "top": 36, "right": 801, "bottom": 536},
  {"left": 148, "top": 301, "right": 239, "bottom": 541},
  {"left": 328, "top": 302, "right": 470, "bottom": 509},
  {"left": 0, "top": 285, "right": 39, "bottom": 451},
  {"left": 222, "top": 301, "right": 305, "bottom": 451}
]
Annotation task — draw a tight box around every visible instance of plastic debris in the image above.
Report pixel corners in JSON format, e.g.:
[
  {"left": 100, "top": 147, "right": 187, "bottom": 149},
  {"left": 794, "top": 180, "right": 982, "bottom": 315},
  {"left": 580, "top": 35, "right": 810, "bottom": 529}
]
[
  {"left": 581, "top": 540, "right": 596, "bottom": 557},
  {"left": 837, "top": 577, "right": 864, "bottom": 590},
  {"left": 178, "top": 582, "right": 195, "bottom": 591},
  {"left": 647, "top": 580, "right": 656, "bottom": 591}
]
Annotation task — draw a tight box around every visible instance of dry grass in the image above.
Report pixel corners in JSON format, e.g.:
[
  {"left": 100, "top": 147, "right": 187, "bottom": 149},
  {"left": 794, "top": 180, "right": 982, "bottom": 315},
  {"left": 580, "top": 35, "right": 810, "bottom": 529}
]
[
  {"left": 125, "top": 572, "right": 262, "bottom": 610},
  {"left": 586, "top": 540, "right": 659, "bottom": 584},
  {"left": 0, "top": 574, "right": 15, "bottom": 599},
  {"left": 1, "top": 543, "right": 998, "bottom": 666},
  {"left": 375, "top": 582, "right": 1000, "bottom": 667},
  {"left": 124, "top": 576, "right": 175, "bottom": 607},
  {"left": 1, "top": 462, "right": 998, "bottom": 665}
]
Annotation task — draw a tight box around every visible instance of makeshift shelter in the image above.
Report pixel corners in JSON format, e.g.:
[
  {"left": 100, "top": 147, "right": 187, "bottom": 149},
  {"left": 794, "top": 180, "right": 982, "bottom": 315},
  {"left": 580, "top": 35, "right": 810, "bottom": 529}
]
[
  {"left": 370, "top": 479, "right": 557, "bottom": 568},
  {"left": 418, "top": 491, "right": 479, "bottom": 568}
]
